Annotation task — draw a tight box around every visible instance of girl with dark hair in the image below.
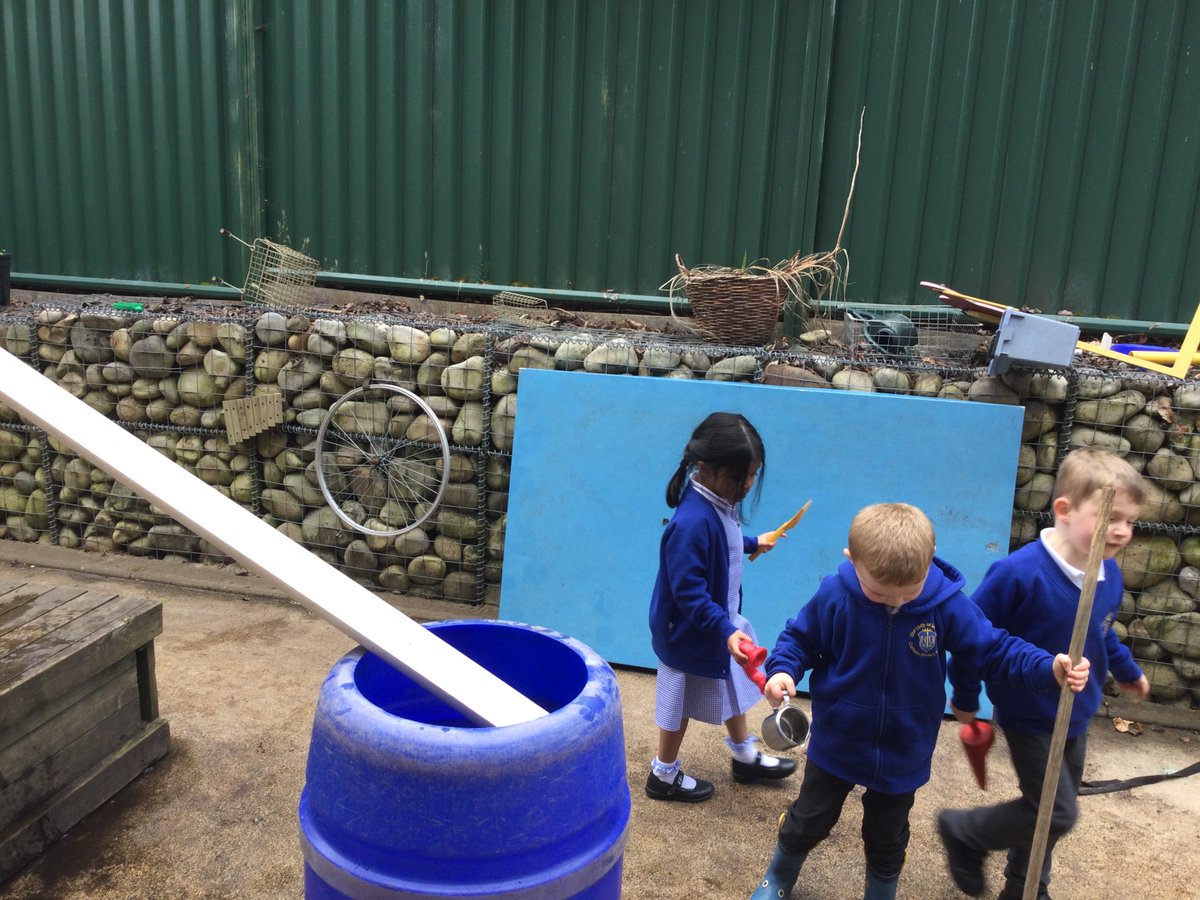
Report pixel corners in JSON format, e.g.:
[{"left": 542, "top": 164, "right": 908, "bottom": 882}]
[{"left": 646, "top": 412, "right": 797, "bottom": 802}]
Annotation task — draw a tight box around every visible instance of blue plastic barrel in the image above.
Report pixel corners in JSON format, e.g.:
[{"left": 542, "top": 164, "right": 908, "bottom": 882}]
[{"left": 298, "top": 620, "right": 630, "bottom": 898}]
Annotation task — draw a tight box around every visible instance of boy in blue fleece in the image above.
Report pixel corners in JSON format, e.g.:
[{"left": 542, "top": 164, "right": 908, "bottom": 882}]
[
  {"left": 938, "top": 449, "right": 1149, "bottom": 900},
  {"left": 749, "top": 503, "right": 1089, "bottom": 900}
]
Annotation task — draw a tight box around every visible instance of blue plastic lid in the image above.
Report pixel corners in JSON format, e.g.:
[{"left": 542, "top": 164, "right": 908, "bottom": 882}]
[{"left": 1110, "top": 343, "right": 1175, "bottom": 354}]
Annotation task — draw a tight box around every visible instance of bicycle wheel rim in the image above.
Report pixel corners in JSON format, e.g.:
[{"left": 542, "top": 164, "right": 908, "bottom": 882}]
[{"left": 314, "top": 383, "right": 452, "bottom": 537}]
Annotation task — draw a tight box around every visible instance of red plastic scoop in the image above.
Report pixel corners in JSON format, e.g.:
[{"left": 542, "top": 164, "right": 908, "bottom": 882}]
[
  {"left": 959, "top": 720, "right": 995, "bottom": 790},
  {"left": 738, "top": 639, "right": 768, "bottom": 691}
]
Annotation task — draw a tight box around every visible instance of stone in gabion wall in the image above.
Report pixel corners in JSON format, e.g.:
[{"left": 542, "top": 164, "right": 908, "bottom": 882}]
[
  {"left": 2, "top": 304, "right": 1199, "bottom": 709},
  {"left": 0, "top": 429, "right": 46, "bottom": 543}
]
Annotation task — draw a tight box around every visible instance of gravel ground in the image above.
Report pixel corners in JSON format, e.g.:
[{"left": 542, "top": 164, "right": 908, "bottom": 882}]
[{"left": 3, "top": 545, "right": 1199, "bottom": 899}]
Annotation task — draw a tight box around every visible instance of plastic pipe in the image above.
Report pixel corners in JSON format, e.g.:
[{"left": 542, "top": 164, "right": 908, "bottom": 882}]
[
  {"left": 11, "top": 272, "right": 240, "bottom": 300},
  {"left": 12, "top": 270, "right": 1200, "bottom": 337},
  {"left": 0, "top": 347, "right": 547, "bottom": 727}
]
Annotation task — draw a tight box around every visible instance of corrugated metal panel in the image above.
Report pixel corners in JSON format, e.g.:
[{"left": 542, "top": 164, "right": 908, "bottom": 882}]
[
  {"left": 260, "top": 0, "right": 834, "bottom": 295},
  {"left": 0, "top": 0, "right": 259, "bottom": 284},
  {"left": 818, "top": 0, "right": 1200, "bottom": 321},
  {"left": 7, "top": 0, "right": 1200, "bottom": 321}
]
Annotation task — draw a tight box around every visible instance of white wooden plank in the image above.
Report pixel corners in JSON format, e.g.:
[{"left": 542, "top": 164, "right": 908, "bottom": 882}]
[{"left": 0, "top": 347, "right": 545, "bottom": 727}]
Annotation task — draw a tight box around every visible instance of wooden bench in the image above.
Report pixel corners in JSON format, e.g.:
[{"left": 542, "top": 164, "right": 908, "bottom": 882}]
[{"left": 0, "top": 576, "right": 170, "bottom": 882}]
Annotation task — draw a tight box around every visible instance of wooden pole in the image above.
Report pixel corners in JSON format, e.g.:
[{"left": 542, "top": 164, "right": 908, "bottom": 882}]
[
  {"left": 1022, "top": 485, "right": 1115, "bottom": 900},
  {"left": 0, "top": 346, "right": 548, "bottom": 727}
]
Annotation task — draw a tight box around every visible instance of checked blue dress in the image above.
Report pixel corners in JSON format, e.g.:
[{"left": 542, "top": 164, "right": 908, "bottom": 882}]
[{"left": 654, "top": 478, "right": 765, "bottom": 730}]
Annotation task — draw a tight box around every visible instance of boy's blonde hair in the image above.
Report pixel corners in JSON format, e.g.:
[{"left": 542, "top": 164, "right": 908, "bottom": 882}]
[
  {"left": 1053, "top": 448, "right": 1145, "bottom": 507},
  {"left": 847, "top": 503, "right": 935, "bottom": 585}
]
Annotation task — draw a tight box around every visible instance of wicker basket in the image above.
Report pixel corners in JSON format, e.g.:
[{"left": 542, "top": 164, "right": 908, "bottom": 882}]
[{"left": 670, "top": 254, "right": 787, "bottom": 346}]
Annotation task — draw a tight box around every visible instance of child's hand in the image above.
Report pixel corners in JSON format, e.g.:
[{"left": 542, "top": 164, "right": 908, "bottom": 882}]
[
  {"left": 728, "top": 630, "right": 753, "bottom": 665},
  {"left": 950, "top": 703, "right": 976, "bottom": 725},
  {"left": 764, "top": 673, "right": 796, "bottom": 706},
  {"left": 1053, "top": 653, "right": 1090, "bottom": 692},
  {"left": 1117, "top": 674, "right": 1151, "bottom": 700},
  {"left": 755, "top": 532, "right": 781, "bottom": 554}
]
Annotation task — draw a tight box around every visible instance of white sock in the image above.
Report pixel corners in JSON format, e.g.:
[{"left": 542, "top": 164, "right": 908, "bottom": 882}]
[
  {"left": 651, "top": 756, "right": 697, "bottom": 789},
  {"left": 725, "top": 735, "right": 779, "bottom": 767}
]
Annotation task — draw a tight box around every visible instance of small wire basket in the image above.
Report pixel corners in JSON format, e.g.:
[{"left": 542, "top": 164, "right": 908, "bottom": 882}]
[
  {"left": 492, "top": 291, "right": 548, "bottom": 325},
  {"left": 844, "top": 309, "right": 986, "bottom": 365},
  {"left": 218, "top": 228, "right": 319, "bottom": 308}
]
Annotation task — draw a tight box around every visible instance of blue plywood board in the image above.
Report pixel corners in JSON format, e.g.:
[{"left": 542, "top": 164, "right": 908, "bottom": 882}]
[{"left": 499, "top": 370, "right": 1022, "bottom": 717}]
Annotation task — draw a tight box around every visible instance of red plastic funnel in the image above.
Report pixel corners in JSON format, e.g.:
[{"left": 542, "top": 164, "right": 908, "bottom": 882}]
[
  {"left": 738, "top": 640, "right": 767, "bottom": 668},
  {"left": 959, "top": 720, "right": 995, "bottom": 790},
  {"left": 738, "top": 640, "right": 768, "bottom": 691}
]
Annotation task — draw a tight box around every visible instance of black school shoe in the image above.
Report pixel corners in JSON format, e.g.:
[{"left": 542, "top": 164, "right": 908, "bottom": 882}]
[
  {"left": 644, "top": 770, "right": 715, "bottom": 802},
  {"left": 731, "top": 752, "right": 798, "bottom": 783},
  {"left": 936, "top": 811, "right": 985, "bottom": 897}
]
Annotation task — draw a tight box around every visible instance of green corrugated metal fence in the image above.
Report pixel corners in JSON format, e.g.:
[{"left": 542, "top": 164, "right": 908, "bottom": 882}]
[
  {"left": 0, "top": 0, "right": 260, "bottom": 287},
  {"left": 257, "top": 0, "right": 833, "bottom": 292},
  {"left": 2, "top": 0, "right": 1199, "bottom": 319},
  {"left": 818, "top": 0, "right": 1200, "bottom": 321}
]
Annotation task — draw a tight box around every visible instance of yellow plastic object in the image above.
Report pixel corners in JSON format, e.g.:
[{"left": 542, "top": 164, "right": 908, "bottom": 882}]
[
  {"left": 750, "top": 500, "right": 812, "bottom": 562},
  {"left": 1129, "top": 350, "right": 1200, "bottom": 365},
  {"left": 922, "top": 281, "right": 1200, "bottom": 378},
  {"left": 1076, "top": 298, "right": 1200, "bottom": 376}
]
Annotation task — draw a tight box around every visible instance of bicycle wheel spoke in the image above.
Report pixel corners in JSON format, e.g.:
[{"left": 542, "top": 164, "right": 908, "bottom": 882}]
[{"left": 323, "top": 422, "right": 363, "bottom": 457}]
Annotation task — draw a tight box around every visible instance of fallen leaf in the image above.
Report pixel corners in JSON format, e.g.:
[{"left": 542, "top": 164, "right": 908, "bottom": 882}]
[
  {"left": 1148, "top": 396, "right": 1176, "bottom": 425},
  {"left": 1112, "top": 716, "right": 1144, "bottom": 735}
]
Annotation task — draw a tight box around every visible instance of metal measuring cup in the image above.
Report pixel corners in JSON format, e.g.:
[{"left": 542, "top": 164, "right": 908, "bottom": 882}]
[{"left": 761, "top": 693, "right": 810, "bottom": 752}]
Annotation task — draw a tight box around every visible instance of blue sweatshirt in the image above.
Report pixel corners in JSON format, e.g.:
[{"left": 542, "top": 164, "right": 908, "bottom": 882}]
[
  {"left": 649, "top": 483, "right": 758, "bottom": 679},
  {"left": 948, "top": 540, "right": 1143, "bottom": 737},
  {"left": 766, "top": 557, "right": 1061, "bottom": 794}
]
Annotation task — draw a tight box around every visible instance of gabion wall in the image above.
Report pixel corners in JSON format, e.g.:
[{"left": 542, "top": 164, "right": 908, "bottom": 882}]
[{"left": 0, "top": 300, "right": 1198, "bottom": 710}]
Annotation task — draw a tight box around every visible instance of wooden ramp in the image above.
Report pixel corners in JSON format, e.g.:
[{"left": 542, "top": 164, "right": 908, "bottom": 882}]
[{"left": 0, "top": 575, "right": 170, "bottom": 882}]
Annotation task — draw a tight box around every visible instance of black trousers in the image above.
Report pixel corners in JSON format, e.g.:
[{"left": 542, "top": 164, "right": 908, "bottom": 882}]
[
  {"left": 778, "top": 759, "right": 915, "bottom": 880},
  {"left": 953, "top": 729, "right": 1087, "bottom": 896}
]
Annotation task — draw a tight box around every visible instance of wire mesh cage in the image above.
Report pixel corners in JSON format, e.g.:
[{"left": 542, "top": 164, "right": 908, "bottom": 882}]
[
  {"left": 491, "top": 291, "right": 549, "bottom": 325},
  {"left": 219, "top": 229, "right": 319, "bottom": 308},
  {"left": 843, "top": 309, "right": 987, "bottom": 365}
]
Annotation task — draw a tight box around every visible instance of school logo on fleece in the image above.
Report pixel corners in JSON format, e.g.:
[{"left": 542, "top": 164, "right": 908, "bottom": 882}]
[{"left": 909, "top": 622, "right": 938, "bottom": 657}]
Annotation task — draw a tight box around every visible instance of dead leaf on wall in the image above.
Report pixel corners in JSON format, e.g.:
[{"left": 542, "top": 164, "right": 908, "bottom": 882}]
[{"left": 1148, "top": 395, "right": 1175, "bottom": 424}]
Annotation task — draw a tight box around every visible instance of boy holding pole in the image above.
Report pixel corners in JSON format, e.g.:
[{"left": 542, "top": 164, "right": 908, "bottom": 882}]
[
  {"left": 748, "top": 503, "right": 1090, "bottom": 900},
  {"left": 938, "top": 448, "right": 1151, "bottom": 899}
]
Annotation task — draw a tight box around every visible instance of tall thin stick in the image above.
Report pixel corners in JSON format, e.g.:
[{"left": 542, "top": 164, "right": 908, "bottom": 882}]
[
  {"left": 1022, "top": 486, "right": 1115, "bottom": 900},
  {"left": 834, "top": 108, "right": 866, "bottom": 252}
]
